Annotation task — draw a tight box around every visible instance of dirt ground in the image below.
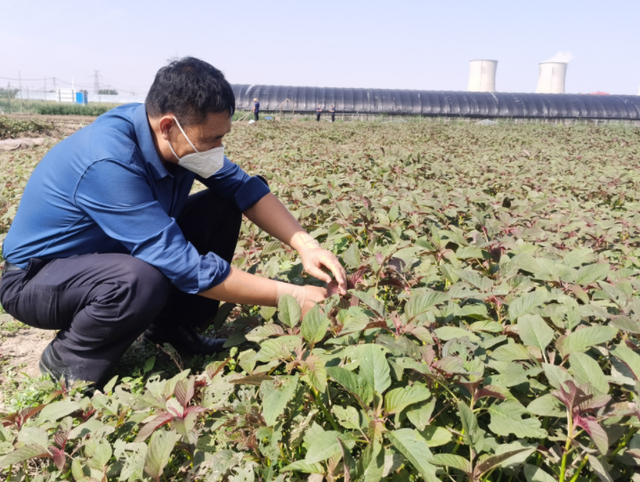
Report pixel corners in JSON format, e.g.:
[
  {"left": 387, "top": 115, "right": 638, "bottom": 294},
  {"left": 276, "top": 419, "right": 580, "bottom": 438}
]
[
  {"left": 0, "top": 318, "right": 54, "bottom": 378},
  {"left": 0, "top": 317, "right": 55, "bottom": 411}
]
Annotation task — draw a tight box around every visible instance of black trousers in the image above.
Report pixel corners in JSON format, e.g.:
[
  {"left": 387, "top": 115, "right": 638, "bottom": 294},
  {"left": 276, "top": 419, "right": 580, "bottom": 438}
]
[
  {"left": 0, "top": 189, "right": 241, "bottom": 383},
  {"left": 254, "top": 112, "right": 259, "bottom": 121},
  {"left": 316, "top": 113, "right": 321, "bottom": 122},
  {"left": 331, "top": 113, "right": 335, "bottom": 122}
]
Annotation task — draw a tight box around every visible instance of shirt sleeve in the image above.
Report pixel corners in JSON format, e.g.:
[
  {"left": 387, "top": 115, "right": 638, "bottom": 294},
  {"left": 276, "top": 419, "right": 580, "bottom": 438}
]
[
  {"left": 74, "top": 160, "right": 230, "bottom": 294},
  {"left": 197, "top": 156, "right": 270, "bottom": 212}
]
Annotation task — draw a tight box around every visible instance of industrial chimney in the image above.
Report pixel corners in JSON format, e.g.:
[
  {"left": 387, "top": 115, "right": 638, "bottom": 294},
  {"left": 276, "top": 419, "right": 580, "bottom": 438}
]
[
  {"left": 536, "top": 62, "right": 567, "bottom": 94},
  {"left": 467, "top": 60, "right": 497, "bottom": 92}
]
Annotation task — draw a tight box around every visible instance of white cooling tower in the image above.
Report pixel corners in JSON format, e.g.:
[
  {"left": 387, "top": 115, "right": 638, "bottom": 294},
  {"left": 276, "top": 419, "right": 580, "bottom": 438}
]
[
  {"left": 536, "top": 62, "right": 567, "bottom": 94},
  {"left": 467, "top": 60, "right": 497, "bottom": 92}
]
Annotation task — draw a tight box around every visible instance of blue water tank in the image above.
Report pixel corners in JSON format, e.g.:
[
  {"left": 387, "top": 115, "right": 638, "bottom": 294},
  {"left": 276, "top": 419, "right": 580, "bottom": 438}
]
[{"left": 75, "top": 92, "right": 88, "bottom": 105}]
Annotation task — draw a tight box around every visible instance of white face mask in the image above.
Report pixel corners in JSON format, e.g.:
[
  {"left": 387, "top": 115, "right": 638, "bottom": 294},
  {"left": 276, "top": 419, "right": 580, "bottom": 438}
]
[{"left": 167, "top": 117, "right": 225, "bottom": 178}]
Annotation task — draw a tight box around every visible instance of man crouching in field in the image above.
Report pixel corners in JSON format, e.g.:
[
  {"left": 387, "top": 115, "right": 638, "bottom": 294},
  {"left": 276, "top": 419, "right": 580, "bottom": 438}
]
[{"left": 0, "top": 57, "right": 346, "bottom": 388}]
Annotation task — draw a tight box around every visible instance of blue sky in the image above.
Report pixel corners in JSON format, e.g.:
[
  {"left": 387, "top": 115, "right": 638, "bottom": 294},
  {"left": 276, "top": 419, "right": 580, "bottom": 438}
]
[{"left": 3, "top": 0, "right": 639, "bottom": 95}]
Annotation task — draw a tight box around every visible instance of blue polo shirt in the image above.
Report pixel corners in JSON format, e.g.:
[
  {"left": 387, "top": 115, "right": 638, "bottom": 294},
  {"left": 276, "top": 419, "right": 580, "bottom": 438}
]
[{"left": 2, "top": 103, "right": 270, "bottom": 294}]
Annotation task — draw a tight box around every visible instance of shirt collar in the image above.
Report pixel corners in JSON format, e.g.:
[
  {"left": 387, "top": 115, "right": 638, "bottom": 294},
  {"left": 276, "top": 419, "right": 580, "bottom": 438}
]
[{"left": 132, "top": 104, "right": 171, "bottom": 180}]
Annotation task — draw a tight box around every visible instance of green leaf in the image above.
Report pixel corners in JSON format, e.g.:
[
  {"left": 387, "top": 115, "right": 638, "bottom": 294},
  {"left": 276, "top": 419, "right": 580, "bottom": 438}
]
[
  {"left": 518, "top": 314, "right": 554, "bottom": 351},
  {"left": 278, "top": 294, "right": 301, "bottom": 328},
  {"left": 487, "top": 401, "right": 547, "bottom": 438},
  {"left": 0, "top": 444, "right": 49, "bottom": 469},
  {"left": 304, "top": 431, "right": 342, "bottom": 464},
  {"left": 491, "top": 343, "right": 531, "bottom": 362},
  {"left": 260, "top": 305, "right": 277, "bottom": 321},
  {"left": 343, "top": 243, "right": 361, "bottom": 269},
  {"left": 261, "top": 374, "right": 299, "bottom": 426},
  {"left": 588, "top": 455, "right": 613, "bottom": 482},
  {"left": 229, "top": 462, "right": 257, "bottom": 482},
  {"left": 144, "top": 430, "right": 179, "bottom": 479},
  {"left": 88, "top": 440, "right": 112, "bottom": 470},
  {"left": 431, "top": 453, "right": 472, "bottom": 474},
  {"left": 564, "top": 296, "right": 582, "bottom": 331},
  {"left": 17, "top": 427, "right": 48, "bottom": 449},
  {"left": 508, "top": 289, "right": 547, "bottom": 321},
  {"left": 351, "top": 291, "right": 385, "bottom": 316},
  {"left": 113, "top": 440, "right": 147, "bottom": 482},
  {"left": 458, "top": 401, "right": 483, "bottom": 449},
  {"left": 332, "top": 405, "right": 360, "bottom": 430},
  {"left": 610, "top": 343, "right": 640, "bottom": 381},
  {"left": 301, "top": 304, "right": 329, "bottom": 345},
  {"left": 304, "top": 356, "right": 328, "bottom": 393},
  {"left": 351, "top": 344, "right": 391, "bottom": 395},
  {"left": 37, "top": 400, "right": 81, "bottom": 423},
  {"left": 384, "top": 384, "right": 431, "bottom": 415},
  {"left": 542, "top": 362, "right": 573, "bottom": 389},
  {"left": 359, "top": 441, "right": 385, "bottom": 482},
  {"left": 526, "top": 394, "right": 565, "bottom": 417},
  {"left": 569, "top": 352, "right": 609, "bottom": 394},
  {"left": 245, "top": 323, "right": 285, "bottom": 343},
  {"left": 406, "top": 400, "right": 435, "bottom": 431},
  {"left": 255, "top": 335, "right": 302, "bottom": 362},
  {"left": 575, "top": 263, "right": 609, "bottom": 285},
  {"left": 563, "top": 248, "right": 596, "bottom": 268},
  {"left": 434, "top": 326, "right": 480, "bottom": 343},
  {"left": 456, "top": 246, "right": 484, "bottom": 259},
  {"left": 560, "top": 325, "right": 618, "bottom": 356},
  {"left": 474, "top": 448, "right": 532, "bottom": 477},
  {"left": 523, "top": 464, "right": 557, "bottom": 482},
  {"left": 326, "top": 366, "right": 374, "bottom": 405},
  {"left": 420, "top": 425, "right": 453, "bottom": 447},
  {"left": 281, "top": 460, "right": 325, "bottom": 473},
  {"left": 386, "top": 429, "right": 438, "bottom": 481},
  {"left": 469, "top": 320, "right": 504, "bottom": 333},
  {"left": 405, "top": 291, "right": 450, "bottom": 320}
]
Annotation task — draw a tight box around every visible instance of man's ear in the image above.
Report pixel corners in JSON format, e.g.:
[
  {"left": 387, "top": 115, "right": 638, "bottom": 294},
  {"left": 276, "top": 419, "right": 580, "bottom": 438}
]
[{"left": 158, "top": 116, "right": 175, "bottom": 140}]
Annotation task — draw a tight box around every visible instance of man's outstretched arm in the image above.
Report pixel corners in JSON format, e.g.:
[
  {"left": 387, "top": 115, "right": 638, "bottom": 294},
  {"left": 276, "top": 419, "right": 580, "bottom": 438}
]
[
  {"left": 243, "top": 193, "right": 348, "bottom": 294},
  {"left": 199, "top": 267, "right": 326, "bottom": 314}
]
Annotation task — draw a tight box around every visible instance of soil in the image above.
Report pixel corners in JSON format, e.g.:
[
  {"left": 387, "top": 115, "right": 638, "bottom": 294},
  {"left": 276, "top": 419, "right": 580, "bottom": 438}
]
[
  {"left": 0, "top": 316, "right": 56, "bottom": 410},
  {"left": 0, "top": 318, "right": 54, "bottom": 377}
]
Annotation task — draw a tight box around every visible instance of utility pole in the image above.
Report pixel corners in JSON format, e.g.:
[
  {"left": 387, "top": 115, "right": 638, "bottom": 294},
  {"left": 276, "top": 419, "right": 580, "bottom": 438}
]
[
  {"left": 94, "top": 70, "right": 100, "bottom": 94},
  {"left": 18, "top": 71, "right": 23, "bottom": 112},
  {"left": 53, "top": 77, "right": 57, "bottom": 101},
  {"left": 44, "top": 76, "right": 47, "bottom": 102}
]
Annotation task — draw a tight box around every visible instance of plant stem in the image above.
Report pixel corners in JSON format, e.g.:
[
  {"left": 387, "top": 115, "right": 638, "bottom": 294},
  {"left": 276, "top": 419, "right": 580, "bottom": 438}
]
[
  {"left": 610, "top": 426, "right": 638, "bottom": 459},
  {"left": 568, "top": 454, "right": 588, "bottom": 482},
  {"left": 312, "top": 388, "right": 340, "bottom": 431},
  {"left": 559, "top": 409, "right": 573, "bottom": 482}
]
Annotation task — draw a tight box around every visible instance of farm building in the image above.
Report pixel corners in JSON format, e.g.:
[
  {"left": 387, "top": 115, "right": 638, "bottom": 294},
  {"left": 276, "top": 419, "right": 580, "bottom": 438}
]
[{"left": 232, "top": 85, "right": 640, "bottom": 120}]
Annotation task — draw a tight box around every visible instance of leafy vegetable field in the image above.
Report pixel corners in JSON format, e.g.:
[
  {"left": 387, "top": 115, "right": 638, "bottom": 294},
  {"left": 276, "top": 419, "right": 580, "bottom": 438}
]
[{"left": 1, "top": 121, "right": 640, "bottom": 481}]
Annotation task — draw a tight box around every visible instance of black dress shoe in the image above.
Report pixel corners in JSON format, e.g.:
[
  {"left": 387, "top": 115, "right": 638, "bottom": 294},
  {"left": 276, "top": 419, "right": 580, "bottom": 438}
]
[
  {"left": 143, "top": 324, "right": 227, "bottom": 356},
  {"left": 39, "top": 342, "right": 79, "bottom": 385}
]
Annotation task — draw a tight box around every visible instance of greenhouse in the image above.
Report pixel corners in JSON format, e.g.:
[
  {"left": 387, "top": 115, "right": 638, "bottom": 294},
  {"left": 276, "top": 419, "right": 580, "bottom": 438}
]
[{"left": 232, "top": 84, "right": 640, "bottom": 120}]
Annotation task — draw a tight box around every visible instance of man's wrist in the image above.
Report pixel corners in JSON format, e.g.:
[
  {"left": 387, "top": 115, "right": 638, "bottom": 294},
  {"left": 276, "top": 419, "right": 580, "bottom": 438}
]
[
  {"left": 291, "top": 231, "right": 321, "bottom": 253},
  {"left": 275, "top": 281, "right": 306, "bottom": 307}
]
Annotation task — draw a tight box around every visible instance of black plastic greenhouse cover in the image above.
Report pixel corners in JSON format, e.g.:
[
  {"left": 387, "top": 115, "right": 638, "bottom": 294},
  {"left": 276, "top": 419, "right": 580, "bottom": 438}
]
[{"left": 232, "top": 84, "right": 640, "bottom": 120}]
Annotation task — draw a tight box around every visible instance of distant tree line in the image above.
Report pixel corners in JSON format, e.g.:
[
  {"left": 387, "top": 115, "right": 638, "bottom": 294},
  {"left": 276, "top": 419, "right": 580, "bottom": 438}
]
[
  {"left": 98, "top": 89, "right": 118, "bottom": 95},
  {"left": 0, "top": 87, "right": 20, "bottom": 99}
]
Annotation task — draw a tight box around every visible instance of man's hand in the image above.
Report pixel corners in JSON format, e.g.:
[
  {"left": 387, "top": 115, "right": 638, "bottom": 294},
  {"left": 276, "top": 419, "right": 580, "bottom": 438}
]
[
  {"left": 300, "top": 247, "right": 347, "bottom": 295},
  {"left": 243, "top": 195, "right": 348, "bottom": 294},
  {"left": 291, "top": 232, "right": 347, "bottom": 295},
  {"left": 301, "top": 285, "right": 327, "bottom": 315},
  {"left": 275, "top": 282, "right": 327, "bottom": 316}
]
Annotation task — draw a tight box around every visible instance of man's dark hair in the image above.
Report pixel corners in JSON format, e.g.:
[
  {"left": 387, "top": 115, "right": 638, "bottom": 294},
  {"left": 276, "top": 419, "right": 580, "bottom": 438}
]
[{"left": 146, "top": 57, "right": 235, "bottom": 124}]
